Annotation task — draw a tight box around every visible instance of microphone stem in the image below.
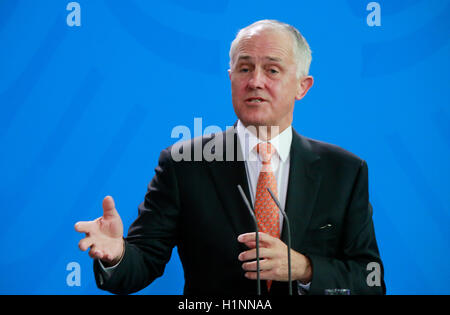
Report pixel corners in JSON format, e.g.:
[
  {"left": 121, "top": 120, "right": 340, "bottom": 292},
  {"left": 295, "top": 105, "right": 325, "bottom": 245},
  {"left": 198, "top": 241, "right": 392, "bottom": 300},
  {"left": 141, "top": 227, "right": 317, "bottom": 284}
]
[
  {"left": 237, "top": 185, "right": 261, "bottom": 295},
  {"left": 255, "top": 228, "right": 260, "bottom": 295},
  {"left": 268, "top": 187, "right": 293, "bottom": 295},
  {"left": 285, "top": 218, "right": 292, "bottom": 296}
]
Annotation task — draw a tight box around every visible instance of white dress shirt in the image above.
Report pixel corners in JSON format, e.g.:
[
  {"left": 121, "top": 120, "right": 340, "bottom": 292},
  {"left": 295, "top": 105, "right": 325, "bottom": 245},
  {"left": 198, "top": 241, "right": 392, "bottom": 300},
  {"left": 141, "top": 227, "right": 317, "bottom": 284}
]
[
  {"left": 236, "top": 120, "right": 291, "bottom": 224},
  {"left": 236, "top": 120, "right": 310, "bottom": 294}
]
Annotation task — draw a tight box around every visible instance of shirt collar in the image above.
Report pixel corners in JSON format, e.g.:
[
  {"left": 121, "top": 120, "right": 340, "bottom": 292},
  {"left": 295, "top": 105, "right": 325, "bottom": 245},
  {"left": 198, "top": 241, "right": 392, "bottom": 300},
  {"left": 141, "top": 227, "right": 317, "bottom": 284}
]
[{"left": 236, "top": 120, "right": 292, "bottom": 162}]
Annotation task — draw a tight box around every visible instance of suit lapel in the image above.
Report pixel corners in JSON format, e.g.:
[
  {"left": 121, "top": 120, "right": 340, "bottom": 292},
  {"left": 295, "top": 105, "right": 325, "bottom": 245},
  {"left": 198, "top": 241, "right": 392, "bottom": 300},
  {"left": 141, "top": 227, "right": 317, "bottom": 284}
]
[
  {"left": 207, "top": 126, "right": 322, "bottom": 295},
  {"left": 271, "top": 130, "right": 322, "bottom": 295},
  {"left": 280, "top": 130, "right": 322, "bottom": 251},
  {"left": 207, "top": 127, "right": 322, "bottom": 254},
  {"left": 207, "top": 127, "right": 255, "bottom": 245}
]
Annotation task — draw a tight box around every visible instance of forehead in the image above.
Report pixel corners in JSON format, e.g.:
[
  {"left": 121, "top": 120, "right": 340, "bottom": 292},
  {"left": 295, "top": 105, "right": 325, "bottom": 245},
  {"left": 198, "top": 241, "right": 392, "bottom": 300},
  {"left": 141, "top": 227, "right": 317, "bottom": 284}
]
[{"left": 234, "top": 28, "right": 294, "bottom": 63}]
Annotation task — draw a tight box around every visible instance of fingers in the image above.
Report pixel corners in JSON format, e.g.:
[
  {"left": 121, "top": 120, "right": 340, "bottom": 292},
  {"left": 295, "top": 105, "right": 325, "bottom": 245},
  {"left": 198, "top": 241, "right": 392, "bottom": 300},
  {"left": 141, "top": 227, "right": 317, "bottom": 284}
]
[
  {"left": 244, "top": 270, "right": 275, "bottom": 281},
  {"left": 241, "top": 257, "right": 286, "bottom": 281},
  {"left": 241, "top": 259, "right": 273, "bottom": 272},
  {"left": 237, "top": 232, "right": 277, "bottom": 247},
  {"left": 237, "top": 232, "right": 282, "bottom": 253},
  {"left": 78, "top": 237, "right": 93, "bottom": 251},
  {"left": 102, "top": 195, "right": 119, "bottom": 219},
  {"left": 80, "top": 240, "right": 108, "bottom": 261},
  {"left": 78, "top": 235, "right": 107, "bottom": 258},
  {"left": 74, "top": 221, "right": 96, "bottom": 234},
  {"left": 237, "top": 233, "right": 296, "bottom": 282},
  {"left": 88, "top": 246, "right": 105, "bottom": 260},
  {"left": 242, "top": 241, "right": 257, "bottom": 249},
  {"left": 88, "top": 245, "right": 122, "bottom": 264},
  {"left": 240, "top": 259, "right": 280, "bottom": 281},
  {"left": 238, "top": 247, "right": 273, "bottom": 262},
  {"left": 78, "top": 236, "right": 121, "bottom": 263},
  {"left": 75, "top": 196, "right": 118, "bottom": 233}
]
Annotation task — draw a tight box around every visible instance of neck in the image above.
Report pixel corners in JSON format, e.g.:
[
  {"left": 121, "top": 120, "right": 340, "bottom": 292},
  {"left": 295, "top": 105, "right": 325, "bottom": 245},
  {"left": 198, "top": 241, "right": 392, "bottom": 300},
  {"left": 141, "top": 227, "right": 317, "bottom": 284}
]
[{"left": 241, "top": 123, "right": 290, "bottom": 141}]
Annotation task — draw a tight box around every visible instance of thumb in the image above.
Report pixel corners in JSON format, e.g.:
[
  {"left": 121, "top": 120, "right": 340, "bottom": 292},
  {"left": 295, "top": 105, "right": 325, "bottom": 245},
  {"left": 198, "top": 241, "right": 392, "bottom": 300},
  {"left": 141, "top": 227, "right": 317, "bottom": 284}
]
[{"left": 102, "top": 195, "right": 119, "bottom": 219}]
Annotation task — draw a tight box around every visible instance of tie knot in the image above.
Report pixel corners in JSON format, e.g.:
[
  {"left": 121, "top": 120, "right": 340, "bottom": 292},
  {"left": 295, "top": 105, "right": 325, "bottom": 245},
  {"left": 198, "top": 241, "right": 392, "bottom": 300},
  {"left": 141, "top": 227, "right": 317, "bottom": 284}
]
[{"left": 256, "top": 142, "right": 276, "bottom": 164}]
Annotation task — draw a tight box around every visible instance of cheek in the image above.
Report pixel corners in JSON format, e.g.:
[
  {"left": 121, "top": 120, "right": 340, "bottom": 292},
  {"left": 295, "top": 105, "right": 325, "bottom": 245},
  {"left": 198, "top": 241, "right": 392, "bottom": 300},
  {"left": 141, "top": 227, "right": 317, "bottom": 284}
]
[
  {"left": 231, "top": 79, "right": 246, "bottom": 96},
  {"left": 268, "top": 84, "right": 296, "bottom": 114},
  {"left": 273, "top": 82, "right": 297, "bottom": 102},
  {"left": 266, "top": 83, "right": 281, "bottom": 101}
]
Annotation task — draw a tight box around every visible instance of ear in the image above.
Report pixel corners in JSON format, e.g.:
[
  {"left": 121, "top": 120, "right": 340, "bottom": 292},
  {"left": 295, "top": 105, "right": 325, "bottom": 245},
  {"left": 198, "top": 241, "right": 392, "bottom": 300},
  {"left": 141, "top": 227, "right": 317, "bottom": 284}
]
[
  {"left": 228, "top": 68, "right": 232, "bottom": 80},
  {"left": 295, "top": 76, "right": 314, "bottom": 101}
]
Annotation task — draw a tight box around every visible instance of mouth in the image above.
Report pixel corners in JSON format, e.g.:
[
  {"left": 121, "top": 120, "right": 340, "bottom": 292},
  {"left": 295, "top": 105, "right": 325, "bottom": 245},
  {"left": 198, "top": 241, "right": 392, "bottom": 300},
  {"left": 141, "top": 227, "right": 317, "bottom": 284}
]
[{"left": 245, "top": 97, "right": 267, "bottom": 105}]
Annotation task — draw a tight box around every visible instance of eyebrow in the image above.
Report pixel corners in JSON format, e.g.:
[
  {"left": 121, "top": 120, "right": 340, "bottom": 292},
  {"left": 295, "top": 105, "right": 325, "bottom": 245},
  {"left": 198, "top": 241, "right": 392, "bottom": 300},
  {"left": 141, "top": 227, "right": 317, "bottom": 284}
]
[
  {"left": 237, "top": 55, "right": 252, "bottom": 62},
  {"left": 237, "top": 55, "right": 283, "bottom": 63},
  {"left": 266, "top": 56, "right": 283, "bottom": 63}
]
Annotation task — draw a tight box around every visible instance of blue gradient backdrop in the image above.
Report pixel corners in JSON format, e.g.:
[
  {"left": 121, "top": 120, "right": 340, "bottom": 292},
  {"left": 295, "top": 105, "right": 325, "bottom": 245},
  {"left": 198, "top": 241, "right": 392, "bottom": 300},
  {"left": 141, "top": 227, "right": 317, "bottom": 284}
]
[{"left": 0, "top": 0, "right": 449, "bottom": 294}]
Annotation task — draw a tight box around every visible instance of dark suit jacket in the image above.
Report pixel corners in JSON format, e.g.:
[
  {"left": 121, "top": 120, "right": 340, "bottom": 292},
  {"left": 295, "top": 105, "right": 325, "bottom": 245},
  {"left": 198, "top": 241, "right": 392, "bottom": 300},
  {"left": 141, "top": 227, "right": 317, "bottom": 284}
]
[{"left": 94, "top": 126, "right": 386, "bottom": 295}]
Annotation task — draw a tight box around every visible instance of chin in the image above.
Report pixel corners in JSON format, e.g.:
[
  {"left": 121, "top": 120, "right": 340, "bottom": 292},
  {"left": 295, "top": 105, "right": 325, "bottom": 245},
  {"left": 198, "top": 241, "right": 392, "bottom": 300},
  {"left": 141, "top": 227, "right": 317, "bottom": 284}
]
[
  {"left": 236, "top": 109, "right": 271, "bottom": 127},
  {"left": 239, "top": 116, "right": 268, "bottom": 128}
]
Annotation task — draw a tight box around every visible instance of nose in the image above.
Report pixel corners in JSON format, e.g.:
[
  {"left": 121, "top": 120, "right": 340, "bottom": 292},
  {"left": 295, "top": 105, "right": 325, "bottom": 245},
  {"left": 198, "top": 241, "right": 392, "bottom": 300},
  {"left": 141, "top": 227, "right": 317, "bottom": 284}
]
[{"left": 248, "top": 68, "right": 265, "bottom": 90}]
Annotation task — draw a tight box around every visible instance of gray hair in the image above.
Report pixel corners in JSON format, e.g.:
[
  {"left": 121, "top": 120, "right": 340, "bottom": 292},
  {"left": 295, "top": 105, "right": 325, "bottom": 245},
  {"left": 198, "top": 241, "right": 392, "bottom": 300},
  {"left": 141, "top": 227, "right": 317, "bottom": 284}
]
[{"left": 229, "top": 20, "right": 312, "bottom": 78}]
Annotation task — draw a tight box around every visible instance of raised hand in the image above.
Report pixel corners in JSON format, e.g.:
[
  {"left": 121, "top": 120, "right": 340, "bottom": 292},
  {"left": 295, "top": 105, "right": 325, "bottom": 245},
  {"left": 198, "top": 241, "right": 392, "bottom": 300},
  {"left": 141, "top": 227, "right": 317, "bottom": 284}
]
[{"left": 75, "top": 196, "right": 125, "bottom": 266}]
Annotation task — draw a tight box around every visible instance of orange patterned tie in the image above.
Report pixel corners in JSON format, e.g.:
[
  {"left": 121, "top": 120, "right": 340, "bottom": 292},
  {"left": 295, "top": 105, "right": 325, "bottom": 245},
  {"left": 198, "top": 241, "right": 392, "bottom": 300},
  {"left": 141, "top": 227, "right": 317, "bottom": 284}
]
[{"left": 254, "top": 142, "right": 280, "bottom": 291}]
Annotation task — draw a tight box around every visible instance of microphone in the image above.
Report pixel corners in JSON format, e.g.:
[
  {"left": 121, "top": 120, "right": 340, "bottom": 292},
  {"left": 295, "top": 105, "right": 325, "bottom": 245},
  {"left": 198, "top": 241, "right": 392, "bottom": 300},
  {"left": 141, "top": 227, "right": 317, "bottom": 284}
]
[
  {"left": 267, "top": 187, "right": 292, "bottom": 296},
  {"left": 237, "top": 185, "right": 261, "bottom": 296}
]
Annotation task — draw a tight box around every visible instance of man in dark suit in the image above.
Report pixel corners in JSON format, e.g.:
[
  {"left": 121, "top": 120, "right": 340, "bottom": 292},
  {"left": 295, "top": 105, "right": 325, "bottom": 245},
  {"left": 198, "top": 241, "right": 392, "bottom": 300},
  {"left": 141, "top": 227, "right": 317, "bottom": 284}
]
[{"left": 75, "top": 20, "right": 385, "bottom": 295}]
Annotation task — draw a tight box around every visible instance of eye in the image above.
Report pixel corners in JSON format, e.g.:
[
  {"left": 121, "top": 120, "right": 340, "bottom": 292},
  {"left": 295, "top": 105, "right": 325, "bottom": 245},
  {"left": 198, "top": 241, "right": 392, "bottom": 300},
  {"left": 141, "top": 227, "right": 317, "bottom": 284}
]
[
  {"left": 240, "top": 67, "right": 249, "bottom": 73},
  {"left": 269, "top": 68, "right": 279, "bottom": 74}
]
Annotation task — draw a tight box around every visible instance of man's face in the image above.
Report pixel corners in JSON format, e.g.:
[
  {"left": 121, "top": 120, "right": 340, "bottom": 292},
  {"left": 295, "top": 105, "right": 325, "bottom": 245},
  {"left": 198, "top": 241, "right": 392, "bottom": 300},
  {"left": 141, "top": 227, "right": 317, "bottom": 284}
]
[{"left": 229, "top": 28, "right": 313, "bottom": 132}]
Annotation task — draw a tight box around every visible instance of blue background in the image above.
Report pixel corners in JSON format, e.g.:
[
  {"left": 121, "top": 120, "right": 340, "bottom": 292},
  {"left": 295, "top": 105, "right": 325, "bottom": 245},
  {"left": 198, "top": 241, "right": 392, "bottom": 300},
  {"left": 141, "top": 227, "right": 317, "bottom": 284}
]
[{"left": 0, "top": 0, "right": 449, "bottom": 295}]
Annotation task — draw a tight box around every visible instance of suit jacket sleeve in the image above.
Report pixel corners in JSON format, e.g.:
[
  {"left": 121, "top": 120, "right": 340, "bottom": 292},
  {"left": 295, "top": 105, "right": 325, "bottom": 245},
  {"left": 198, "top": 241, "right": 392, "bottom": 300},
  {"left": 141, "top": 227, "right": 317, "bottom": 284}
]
[
  {"left": 306, "top": 160, "right": 386, "bottom": 295},
  {"left": 93, "top": 148, "right": 180, "bottom": 295}
]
